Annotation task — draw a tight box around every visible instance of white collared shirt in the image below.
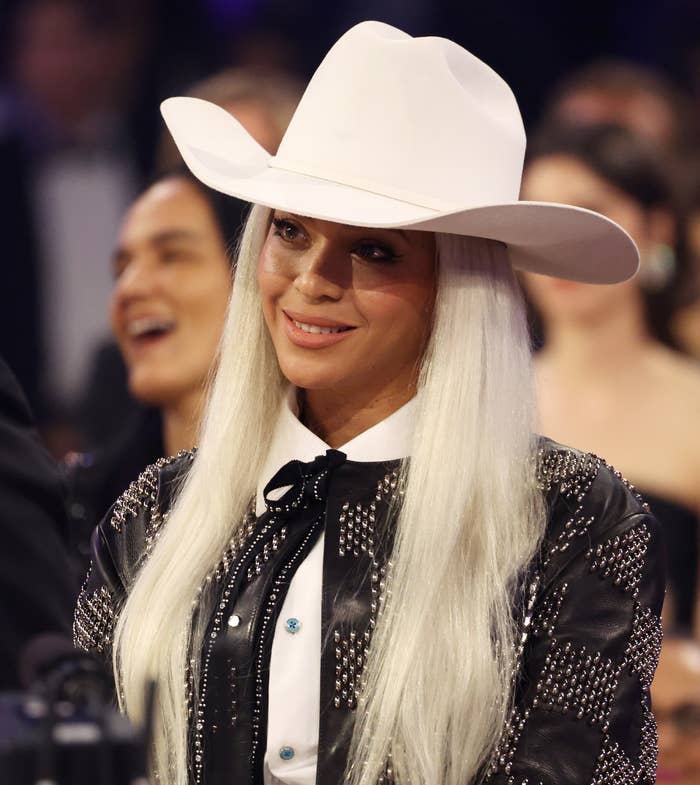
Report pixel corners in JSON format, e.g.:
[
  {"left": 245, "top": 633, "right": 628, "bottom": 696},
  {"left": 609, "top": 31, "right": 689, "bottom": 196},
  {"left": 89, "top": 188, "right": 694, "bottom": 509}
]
[{"left": 261, "top": 389, "right": 416, "bottom": 785}]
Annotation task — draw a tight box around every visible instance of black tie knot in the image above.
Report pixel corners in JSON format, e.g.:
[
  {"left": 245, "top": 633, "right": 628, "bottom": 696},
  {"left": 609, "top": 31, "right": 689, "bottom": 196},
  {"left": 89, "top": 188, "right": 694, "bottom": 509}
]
[{"left": 263, "top": 449, "right": 347, "bottom": 516}]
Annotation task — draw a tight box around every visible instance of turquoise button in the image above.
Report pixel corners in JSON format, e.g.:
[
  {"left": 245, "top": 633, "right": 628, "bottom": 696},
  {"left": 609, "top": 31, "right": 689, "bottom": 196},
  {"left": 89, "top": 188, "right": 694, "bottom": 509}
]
[
  {"left": 279, "top": 745, "right": 295, "bottom": 761},
  {"left": 285, "top": 617, "right": 301, "bottom": 634}
]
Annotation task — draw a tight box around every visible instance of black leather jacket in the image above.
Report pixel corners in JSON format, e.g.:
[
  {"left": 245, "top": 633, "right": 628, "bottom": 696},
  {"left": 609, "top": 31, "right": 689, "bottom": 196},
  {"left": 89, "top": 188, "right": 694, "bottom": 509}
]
[{"left": 74, "top": 438, "right": 665, "bottom": 785}]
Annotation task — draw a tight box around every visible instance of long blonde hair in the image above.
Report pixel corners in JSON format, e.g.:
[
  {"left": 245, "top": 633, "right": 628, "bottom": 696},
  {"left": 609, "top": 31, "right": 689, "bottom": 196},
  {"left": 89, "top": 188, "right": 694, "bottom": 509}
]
[{"left": 113, "top": 206, "right": 545, "bottom": 785}]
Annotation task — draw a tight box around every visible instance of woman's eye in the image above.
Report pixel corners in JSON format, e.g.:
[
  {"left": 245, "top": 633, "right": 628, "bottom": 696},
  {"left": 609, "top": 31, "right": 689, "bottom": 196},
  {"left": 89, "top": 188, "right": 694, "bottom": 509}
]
[
  {"left": 354, "top": 243, "right": 399, "bottom": 262},
  {"left": 272, "top": 217, "right": 301, "bottom": 242},
  {"left": 161, "top": 248, "right": 190, "bottom": 263}
]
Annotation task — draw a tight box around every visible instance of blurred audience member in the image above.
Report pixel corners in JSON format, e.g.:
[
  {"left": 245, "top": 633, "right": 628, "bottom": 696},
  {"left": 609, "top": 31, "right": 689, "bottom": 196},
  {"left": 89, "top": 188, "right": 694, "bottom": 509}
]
[
  {"left": 653, "top": 636, "right": 700, "bottom": 784},
  {"left": 0, "top": 0, "right": 149, "bottom": 447},
  {"left": 520, "top": 123, "right": 700, "bottom": 632},
  {"left": 156, "top": 66, "right": 305, "bottom": 171},
  {"left": 74, "top": 64, "right": 304, "bottom": 454},
  {"left": 674, "top": 156, "right": 700, "bottom": 360},
  {"left": 542, "top": 59, "right": 694, "bottom": 152},
  {"left": 0, "top": 354, "right": 75, "bottom": 690},
  {"left": 65, "top": 171, "right": 241, "bottom": 574}
]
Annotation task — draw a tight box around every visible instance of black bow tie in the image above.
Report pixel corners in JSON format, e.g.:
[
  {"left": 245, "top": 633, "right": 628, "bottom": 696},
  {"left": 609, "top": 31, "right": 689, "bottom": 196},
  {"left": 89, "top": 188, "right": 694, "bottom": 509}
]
[{"left": 263, "top": 449, "right": 347, "bottom": 517}]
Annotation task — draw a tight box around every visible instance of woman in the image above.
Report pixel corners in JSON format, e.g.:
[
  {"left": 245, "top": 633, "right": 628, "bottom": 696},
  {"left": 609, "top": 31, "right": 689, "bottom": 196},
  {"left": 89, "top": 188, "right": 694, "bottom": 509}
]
[
  {"left": 74, "top": 22, "right": 664, "bottom": 785},
  {"left": 519, "top": 123, "right": 700, "bottom": 632},
  {"left": 66, "top": 170, "right": 245, "bottom": 574}
]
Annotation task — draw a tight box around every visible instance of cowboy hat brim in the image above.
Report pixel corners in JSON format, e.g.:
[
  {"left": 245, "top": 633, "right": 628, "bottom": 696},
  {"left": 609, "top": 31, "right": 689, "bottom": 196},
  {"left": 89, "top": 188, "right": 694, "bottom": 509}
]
[{"left": 161, "top": 96, "right": 638, "bottom": 284}]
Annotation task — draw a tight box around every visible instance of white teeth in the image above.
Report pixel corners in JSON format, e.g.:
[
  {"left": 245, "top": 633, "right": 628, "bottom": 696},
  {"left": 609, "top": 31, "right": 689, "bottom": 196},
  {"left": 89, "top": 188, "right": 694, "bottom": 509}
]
[
  {"left": 127, "top": 317, "right": 175, "bottom": 337},
  {"left": 293, "top": 320, "right": 346, "bottom": 335}
]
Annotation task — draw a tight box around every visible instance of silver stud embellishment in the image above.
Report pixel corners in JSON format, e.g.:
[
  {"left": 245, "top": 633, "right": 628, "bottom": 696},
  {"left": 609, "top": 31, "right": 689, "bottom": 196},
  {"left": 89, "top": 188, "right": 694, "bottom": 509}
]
[
  {"left": 623, "top": 602, "right": 662, "bottom": 691},
  {"left": 73, "top": 569, "right": 115, "bottom": 655},
  {"left": 109, "top": 449, "right": 196, "bottom": 534},
  {"left": 533, "top": 640, "right": 620, "bottom": 729},
  {"left": 585, "top": 523, "right": 651, "bottom": 597},
  {"left": 338, "top": 470, "right": 400, "bottom": 558},
  {"left": 530, "top": 582, "right": 568, "bottom": 639}
]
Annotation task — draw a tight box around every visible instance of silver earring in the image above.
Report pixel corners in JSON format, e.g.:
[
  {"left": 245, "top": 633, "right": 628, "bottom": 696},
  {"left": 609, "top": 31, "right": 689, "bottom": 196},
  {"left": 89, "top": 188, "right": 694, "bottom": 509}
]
[{"left": 639, "top": 244, "right": 676, "bottom": 291}]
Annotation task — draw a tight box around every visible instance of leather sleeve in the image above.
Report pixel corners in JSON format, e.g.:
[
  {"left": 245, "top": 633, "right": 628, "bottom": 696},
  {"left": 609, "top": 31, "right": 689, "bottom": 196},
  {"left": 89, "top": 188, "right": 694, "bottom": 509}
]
[
  {"left": 72, "top": 515, "right": 125, "bottom": 664},
  {"left": 72, "top": 451, "right": 194, "bottom": 664},
  {"left": 486, "top": 458, "right": 666, "bottom": 785}
]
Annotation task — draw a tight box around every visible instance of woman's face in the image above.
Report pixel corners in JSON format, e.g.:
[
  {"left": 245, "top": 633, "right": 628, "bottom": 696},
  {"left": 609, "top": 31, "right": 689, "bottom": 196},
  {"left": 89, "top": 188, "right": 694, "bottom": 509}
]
[
  {"left": 258, "top": 212, "right": 436, "bottom": 400},
  {"left": 111, "top": 178, "right": 233, "bottom": 407},
  {"left": 519, "top": 154, "right": 649, "bottom": 325}
]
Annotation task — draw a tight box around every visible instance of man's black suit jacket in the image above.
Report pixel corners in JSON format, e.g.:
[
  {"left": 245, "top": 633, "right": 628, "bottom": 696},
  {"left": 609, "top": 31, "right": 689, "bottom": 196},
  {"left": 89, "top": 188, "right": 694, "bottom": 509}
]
[{"left": 0, "top": 355, "right": 76, "bottom": 690}]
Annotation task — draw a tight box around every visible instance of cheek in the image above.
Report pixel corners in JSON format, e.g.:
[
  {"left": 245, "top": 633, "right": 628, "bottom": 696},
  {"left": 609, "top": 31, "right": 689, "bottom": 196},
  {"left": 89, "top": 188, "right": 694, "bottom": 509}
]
[
  {"left": 258, "top": 233, "right": 296, "bottom": 284},
  {"left": 258, "top": 249, "right": 291, "bottom": 322},
  {"left": 188, "top": 271, "right": 232, "bottom": 329},
  {"left": 520, "top": 273, "right": 555, "bottom": 309},
  {"left": 109, "top": 288, "right": 128, "bottom": 348},
  {"left": 360, "top": 282, "right": 434, "bottom": 339}
]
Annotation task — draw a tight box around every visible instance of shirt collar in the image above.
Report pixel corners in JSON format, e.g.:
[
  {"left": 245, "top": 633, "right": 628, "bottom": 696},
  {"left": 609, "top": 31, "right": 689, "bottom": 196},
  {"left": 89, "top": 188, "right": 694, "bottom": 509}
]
[{"left": 256, "top": 387, "right": 416, "bottom": 514}]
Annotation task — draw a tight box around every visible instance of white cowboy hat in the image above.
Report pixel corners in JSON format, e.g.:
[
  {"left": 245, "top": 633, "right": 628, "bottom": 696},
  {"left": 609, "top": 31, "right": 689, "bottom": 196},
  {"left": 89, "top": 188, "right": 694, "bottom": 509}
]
[{"left": 161, "top": 21, "right": 638, "bottom": 284}]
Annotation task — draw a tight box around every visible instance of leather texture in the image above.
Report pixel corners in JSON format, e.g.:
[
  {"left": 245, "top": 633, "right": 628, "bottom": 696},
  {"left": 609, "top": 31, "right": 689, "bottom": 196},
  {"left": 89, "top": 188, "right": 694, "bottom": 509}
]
[{"left": 74, "top": 438, "right": 665, "bottom": 785}]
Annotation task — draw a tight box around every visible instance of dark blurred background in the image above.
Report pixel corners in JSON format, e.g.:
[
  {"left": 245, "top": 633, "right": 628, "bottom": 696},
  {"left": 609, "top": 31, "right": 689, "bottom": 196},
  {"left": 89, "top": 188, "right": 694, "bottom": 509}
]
[
  {"left": 1, "top": 0, "right": 700, "bottom": 455},
  {"left": 2, "top": 4, "right": 700, "bottom": 770}
]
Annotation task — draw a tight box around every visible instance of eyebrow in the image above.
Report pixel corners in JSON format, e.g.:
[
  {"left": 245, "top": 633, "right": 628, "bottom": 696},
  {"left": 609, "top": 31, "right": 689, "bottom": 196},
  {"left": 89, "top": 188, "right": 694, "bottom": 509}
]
[
  {"left": 150, "top": 229, "right": 203, "bottom": 246},
  {"left": 280, "top": 211, "right": 411, "bottom": 244},
  {"left": 112, "top": 229, "right": 202, "bottom": 264}
]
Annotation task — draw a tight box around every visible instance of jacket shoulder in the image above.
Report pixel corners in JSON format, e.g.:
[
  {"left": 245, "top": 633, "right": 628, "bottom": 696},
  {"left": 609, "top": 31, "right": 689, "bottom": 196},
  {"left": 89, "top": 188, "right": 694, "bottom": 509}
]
[
  {"left": 536, "top": 436, "right": 655, "bottom": 540},
  {"left": 485, "top": 440, "right": 665, "bottom": 784},
  {"left": 109, "top": 449, "right": 195, "bottom": 529},
  {"left": 99, "top": 449, "right": 196, "bottom": 585},
  {"left": 74, "top": 449, "right": 196, "bottom": 659}
]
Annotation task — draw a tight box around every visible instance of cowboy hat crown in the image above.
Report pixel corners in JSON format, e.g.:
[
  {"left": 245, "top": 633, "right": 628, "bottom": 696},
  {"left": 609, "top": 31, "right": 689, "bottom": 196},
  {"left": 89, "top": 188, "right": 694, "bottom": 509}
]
[{"left": 161, "top": 21, "right": 638, "bottom": 284}]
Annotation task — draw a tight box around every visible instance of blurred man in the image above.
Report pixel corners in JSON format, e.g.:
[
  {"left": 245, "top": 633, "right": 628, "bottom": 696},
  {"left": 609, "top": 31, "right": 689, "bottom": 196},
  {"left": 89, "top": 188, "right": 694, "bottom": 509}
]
[
  {"left": 0, "top": 354, "right": 75, "bottom": 690},
  {"left": 542, "top": 59, "right": 691, "bottom": 152},
  {"left": 0, "top": 0, "right": 145, "bottom": 449}
]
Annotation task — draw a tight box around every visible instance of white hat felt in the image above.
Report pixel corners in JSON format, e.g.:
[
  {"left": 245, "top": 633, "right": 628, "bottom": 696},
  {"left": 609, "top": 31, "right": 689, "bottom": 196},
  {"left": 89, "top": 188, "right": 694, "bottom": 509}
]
[{"left": 161, "top": 21, "right": 638, "bottom": 284}]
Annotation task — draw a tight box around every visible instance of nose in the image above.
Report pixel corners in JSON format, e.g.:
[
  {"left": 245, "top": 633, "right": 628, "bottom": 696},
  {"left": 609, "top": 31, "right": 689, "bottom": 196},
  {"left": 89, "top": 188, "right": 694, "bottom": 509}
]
[
  {"left": 110, "top": 256, "right": 163, "bottom": 334},
  {"left": 293, "top": 244, "right": 347, "bottom": 302},
  {"left": 113, "top": 255, "right": 159, "bottom": 308}
]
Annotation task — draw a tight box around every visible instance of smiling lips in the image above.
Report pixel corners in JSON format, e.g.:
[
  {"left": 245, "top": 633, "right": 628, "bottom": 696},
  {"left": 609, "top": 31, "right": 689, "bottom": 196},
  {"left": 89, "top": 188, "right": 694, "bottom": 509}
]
[
  {"left": 282, "top": 309, "right": 356, "bottom": 348},
  {"left": 127, "top": 315, "right": 176, "bottom": 337},
  {"left": 123, "top": 316, "right": 176, "bottom": 353}
]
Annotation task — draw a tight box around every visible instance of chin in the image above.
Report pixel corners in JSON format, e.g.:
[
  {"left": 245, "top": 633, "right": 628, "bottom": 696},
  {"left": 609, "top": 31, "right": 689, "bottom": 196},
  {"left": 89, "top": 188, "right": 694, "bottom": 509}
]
[
  {"left": 127, "top": 372, "right": 179, "bottom": 409},
  {"left": 276, "top": 359, "right": 351, "bottom": 393}
]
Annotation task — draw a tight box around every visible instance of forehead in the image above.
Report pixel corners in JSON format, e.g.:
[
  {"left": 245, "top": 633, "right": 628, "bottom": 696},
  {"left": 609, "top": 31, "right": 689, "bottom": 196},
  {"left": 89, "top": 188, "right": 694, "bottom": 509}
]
[
  {"left": 523, "top": 155, "right": 628, "bottom": 207},
  {"left": 120, "top": 179, "right": 215, "bottom": 240}
]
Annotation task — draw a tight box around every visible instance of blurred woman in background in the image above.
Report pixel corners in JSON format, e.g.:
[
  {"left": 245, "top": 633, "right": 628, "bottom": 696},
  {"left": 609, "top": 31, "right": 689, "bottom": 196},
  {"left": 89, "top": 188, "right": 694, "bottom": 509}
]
[
  {"left": 66, "top": 170, "right": 242, "bottom": 573},
  {"left": 673, "top": 155, "right": 700, "bottom": 359},
  {"left": 520, "top": 123, "right": 700, "bottom": 632},
  {"left": 68, "top": 66, "right": 305, "bottom": 575}
]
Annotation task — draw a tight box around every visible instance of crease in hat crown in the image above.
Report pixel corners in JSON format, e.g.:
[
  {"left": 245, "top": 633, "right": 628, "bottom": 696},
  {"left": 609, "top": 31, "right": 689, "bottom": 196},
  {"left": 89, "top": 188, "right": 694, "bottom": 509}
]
[
  {"left": 160, "top": 19, "right": 640, "bottom": 284},
  {"left": 268, "top": 20, "right": 527, "bottom": 208}
]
